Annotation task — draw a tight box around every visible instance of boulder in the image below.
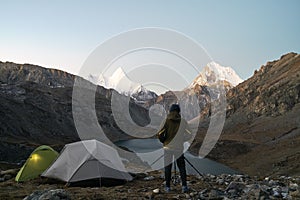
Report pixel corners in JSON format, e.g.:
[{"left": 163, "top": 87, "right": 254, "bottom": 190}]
[{"left": 23, "top": 189, "right": 71, "bottom": 200}]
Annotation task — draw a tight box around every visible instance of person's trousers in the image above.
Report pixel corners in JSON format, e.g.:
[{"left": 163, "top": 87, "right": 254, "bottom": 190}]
[{"left": 164, "top": 149, "right": 187, "bottom": 187}]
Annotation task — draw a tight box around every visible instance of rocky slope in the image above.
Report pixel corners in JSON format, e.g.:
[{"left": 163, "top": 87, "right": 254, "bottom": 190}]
[
  {"left": 152, "top": 80, "right": 233, "bottom": 121},
  {"left": 191, "top": 52, "right": 300, "bottom": 176},
  {"left": 0, "top": 62, "right": 151, "bottom": 163}
]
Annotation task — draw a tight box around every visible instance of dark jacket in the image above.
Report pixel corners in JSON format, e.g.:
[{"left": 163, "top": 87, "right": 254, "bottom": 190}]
[{"left": 157, "top": 111, "right": 191, "bottom": 151}]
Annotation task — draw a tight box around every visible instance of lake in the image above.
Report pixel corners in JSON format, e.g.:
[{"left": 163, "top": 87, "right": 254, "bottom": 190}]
[{"left": 116, "top": 139, "right": 238, "bottom": 175}]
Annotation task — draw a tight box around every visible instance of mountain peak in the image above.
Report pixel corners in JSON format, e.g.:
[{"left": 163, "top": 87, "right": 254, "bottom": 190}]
[
  {"left": 88, "top": 67, "right": 139, "bottom": 95},
  {"left": 189, "top": 62, "right": 243, "bottom": 88},
  {"left": 88, "top": 68, "right": 158, "bottom": 103}
]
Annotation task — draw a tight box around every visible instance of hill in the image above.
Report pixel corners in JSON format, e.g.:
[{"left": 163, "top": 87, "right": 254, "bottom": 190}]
[
  {"left": 191, "top": 52, "right": 300, "bottom": 176},
  {"left": 0, "top": 62, "right": 150, "bottom": 163}
]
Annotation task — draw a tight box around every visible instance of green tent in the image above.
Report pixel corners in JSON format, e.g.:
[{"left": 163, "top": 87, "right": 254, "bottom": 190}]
[{"left": 15, "top": 145, "right": 58, "bottom": 182}]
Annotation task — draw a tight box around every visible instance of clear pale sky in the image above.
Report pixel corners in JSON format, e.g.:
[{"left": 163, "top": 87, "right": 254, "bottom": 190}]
[{"left": 1, "top": 0, "right": 299, "bottom": 82}]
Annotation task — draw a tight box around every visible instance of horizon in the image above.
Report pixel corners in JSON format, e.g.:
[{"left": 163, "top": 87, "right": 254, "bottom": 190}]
[
  {"left": 0, "top": 51, "right": 297, "bottom": 95},
  {"left": 0, "top": 57, "right": 263, "bottom": 95}
]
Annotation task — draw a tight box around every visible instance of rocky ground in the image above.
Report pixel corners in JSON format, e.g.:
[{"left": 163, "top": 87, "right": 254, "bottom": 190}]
[{"left": 1, "top": 164, "right": 300, "bottom": 200}]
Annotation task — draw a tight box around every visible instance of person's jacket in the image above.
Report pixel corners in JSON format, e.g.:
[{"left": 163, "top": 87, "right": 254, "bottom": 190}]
[{"left": 157, "top": 111, "right": 191, "bottom": 151}]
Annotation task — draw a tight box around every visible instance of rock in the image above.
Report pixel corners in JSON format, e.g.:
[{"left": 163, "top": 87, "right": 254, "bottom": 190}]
[
  {"left": 289, "top": 183, "right": 298, "bottom": 191},
  {"left": 199, "top": 189, "right": 208, "bottom": 194},
  {"left": 290, "top": 190, "right": 300, "bottom": 198},
  {"left": 281, "top": 192, "right": 289, "bottom": 199},
  {"left": 208, "top": 189, "right": 224, "bottom": 199},
  {"left": 198, "top": 189, "right": 208, "bottom": 198},
  {"left": 233, "top": 174, "right": 244, "bottom": 182},
  {"left": 145, "top": 192, "right": 154, "bottom": 199},
  {"left": 225, "top": 181, "right": 246, "bottom": 193},
  {"left": 216, "top": 177, "right": 224, "bottom": 185},
  {"left": 115, "top": 188, "right": 124, "bottom": 193},
  {"left": 272, "top": 186, "right": 282, "bottom": 197},
  {"left": 152, "top": 188, "right": 160, "bottom": 194},
  {"left": 17, "top": 160, "right": 26, "bottom": 166},
  {"left": 268, "top": 180, "right": 277, "bottom": 186},
  {"left": 3, "top": 174, "right": 12, "bottom": 180},
  {"left": 243, "top": 184, "right": 271, "bottom": 199},
  {"left": 281, "top": 186, "right": 289, "bottom": 194},
  {"left": 24, "top": 189, "right": 71, "bottom": 200},
  {"left": 138, "top": 188, "right": 147, "bottom": 192},
  {"left": 209, "top": 189, "right": 222, "bottom": 199},
  {"left": 209, "top": 174, "right": 216, "bottom": 179},
  {"left": 196, "top": 174, "right": 205, "bottom": 180},
  {"left": 243, "top": 184, "right": 259, "bottom": 193},
  {"left": 144, "top": 176, "right": 155, "bottom": 181},
  {"left": 189, "top": 192, "right": 196, "bottom": 197},
  {"left": 0, "top": 168, "right": 19, "bottom": 176}
]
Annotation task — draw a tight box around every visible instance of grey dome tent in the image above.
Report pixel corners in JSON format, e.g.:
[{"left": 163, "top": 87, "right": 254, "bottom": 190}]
[{"left": 42, "top": 139, "right": 132, "bottom": 184}]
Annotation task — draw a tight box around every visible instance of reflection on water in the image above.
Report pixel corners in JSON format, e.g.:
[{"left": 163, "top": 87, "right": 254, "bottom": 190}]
[{"left": 116, "top": 139, "right": 238, "bottom": 175}]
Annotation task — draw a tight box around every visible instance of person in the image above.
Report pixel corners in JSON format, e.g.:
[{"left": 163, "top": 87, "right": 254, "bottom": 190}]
[{"left": 157, "top": 104, "right": 191, "bottom": 193}]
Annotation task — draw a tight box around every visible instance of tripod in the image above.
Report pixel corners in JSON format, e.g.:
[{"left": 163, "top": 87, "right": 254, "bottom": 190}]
[
  {"left": 149, "top": 153, "right": 212, "bottom": 187},
  {"left": 183, "top": 157, "right": 213, "bottom": 187}
]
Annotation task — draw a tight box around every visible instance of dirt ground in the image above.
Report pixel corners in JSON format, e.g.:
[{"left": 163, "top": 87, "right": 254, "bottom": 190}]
[{"left": 0, "top": 170, "right": 220, "bottom": 200}]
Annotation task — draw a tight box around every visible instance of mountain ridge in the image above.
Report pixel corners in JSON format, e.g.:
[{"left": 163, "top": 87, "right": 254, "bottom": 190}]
[
  {"left": 0, "top": 61, "right": 75, "bottom": 88},
  {"left": 0, "top": 61, "right": 151, "bottom": 162}
]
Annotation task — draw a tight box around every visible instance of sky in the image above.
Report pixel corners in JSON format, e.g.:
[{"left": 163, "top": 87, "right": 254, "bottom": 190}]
[{"left": 0, "top": 0, "right": 299, "bottom": 92}]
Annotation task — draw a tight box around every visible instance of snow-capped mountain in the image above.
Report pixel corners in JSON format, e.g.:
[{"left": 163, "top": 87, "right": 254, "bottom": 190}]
[
  {"left": 131, "top": 85, "right": 158, "bottom": 101},
  {"left": 88, "top": 67, "right": 158, "bottom": 101},
  {"left": 88, "top": 67, "right": 140, "bottom": 95},
  {"left": 189, "top": 62, "right": 243, "bottom": 88}
]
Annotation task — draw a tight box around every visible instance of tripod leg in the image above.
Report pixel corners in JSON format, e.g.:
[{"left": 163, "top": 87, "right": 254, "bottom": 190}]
[
  {"left": 184, "top": 157, "right": 203, "bottom": 177},
  {"left": 184, "top": 156, "right": 213, "bottom": 187},
  {"left": 148, "top": 153, "right": 164, "bottom": 168}
]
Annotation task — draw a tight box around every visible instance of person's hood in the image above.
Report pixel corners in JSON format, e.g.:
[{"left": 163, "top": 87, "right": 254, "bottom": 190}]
[{"left": 167, "top": 111, "right": 181, "bottom": 121}]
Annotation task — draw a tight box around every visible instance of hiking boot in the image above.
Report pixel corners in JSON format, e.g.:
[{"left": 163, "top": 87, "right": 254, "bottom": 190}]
[
  {"left": 182, "top": 186, "right": 189, "bottom": 193},
  {"left": 164, "top": 186, "right": 171, "bottom": 193}
]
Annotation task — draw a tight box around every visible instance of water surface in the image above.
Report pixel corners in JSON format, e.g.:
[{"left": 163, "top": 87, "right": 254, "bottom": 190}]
[{"left": 116, "top": 139, "right": 238, "bottom": 175}]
